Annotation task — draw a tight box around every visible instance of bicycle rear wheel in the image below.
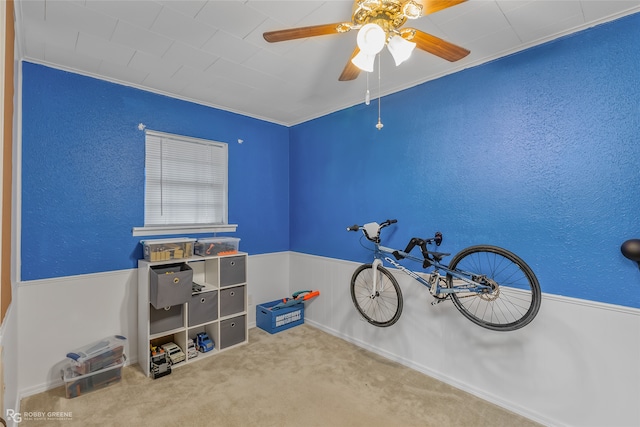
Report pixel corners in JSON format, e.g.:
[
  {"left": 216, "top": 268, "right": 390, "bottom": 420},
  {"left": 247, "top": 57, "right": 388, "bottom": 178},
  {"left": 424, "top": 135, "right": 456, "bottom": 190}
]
[
  {"left": 350, "top": 263, "right": 403, "bottom": 327},
  {"left": 446, "top": 245, "right": 541, "bottom": 331}
]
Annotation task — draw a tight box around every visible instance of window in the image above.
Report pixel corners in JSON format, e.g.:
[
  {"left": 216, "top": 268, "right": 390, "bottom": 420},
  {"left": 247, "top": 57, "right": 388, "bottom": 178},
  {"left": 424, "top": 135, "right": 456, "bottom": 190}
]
[{"left": 133, "top": 130, "right": 236, "bottom": 236}]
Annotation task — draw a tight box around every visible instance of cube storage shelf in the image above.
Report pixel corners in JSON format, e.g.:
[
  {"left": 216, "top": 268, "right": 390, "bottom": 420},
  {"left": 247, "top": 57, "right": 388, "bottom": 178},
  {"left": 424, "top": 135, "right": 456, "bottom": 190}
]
[{"left": 138, "top": 252, "right": 248, "bottom": 377}]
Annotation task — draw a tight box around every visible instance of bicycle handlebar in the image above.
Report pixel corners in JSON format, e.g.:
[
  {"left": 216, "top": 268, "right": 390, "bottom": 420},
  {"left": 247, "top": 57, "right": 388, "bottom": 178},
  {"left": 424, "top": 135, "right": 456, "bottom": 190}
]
[
  {"left": 346, "top": 219, "right": 397, "bottom": 232},
  {"left": 347, "top": 219, "right": 442, "bottom": 248}
]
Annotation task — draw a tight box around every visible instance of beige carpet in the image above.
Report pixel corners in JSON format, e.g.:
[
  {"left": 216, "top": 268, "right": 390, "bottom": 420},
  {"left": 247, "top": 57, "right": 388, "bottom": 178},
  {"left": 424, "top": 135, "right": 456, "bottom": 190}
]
[{"left": 20, "top": 325, "right": 542, "bottom": 426}]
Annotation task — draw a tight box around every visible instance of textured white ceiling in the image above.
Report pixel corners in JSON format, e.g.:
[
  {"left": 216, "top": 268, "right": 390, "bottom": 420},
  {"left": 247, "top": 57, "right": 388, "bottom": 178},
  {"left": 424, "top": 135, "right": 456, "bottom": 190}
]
[{"left": 14, "top": 0, "right": 640, "bottom": 126}]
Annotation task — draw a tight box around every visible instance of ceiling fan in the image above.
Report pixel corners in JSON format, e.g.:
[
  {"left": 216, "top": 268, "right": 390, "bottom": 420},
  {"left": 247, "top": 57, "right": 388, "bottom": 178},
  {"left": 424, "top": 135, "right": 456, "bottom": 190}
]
[{"left": 263, "top": 0, "right": 471, "bottom": 81}]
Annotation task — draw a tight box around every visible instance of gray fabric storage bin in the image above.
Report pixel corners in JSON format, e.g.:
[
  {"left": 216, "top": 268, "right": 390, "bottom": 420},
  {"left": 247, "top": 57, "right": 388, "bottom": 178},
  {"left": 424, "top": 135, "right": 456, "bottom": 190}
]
[
  {"left": 220, "top": 315, "right": 246, "bottom": 349},
  {"left": 150, "top": 304, "right": 183, "bottom": 335},
  {"left": 188, "top": 290, "right": 218, "bottom": 326},
  {"left": 220, "top": 256, "right": 246, "bottom": 287},
  {"left": 150, "top": 263, "right": 192, "bottom": 309},
  {"left": 220, "top": 285, "right": 245, "bottom": 317}
]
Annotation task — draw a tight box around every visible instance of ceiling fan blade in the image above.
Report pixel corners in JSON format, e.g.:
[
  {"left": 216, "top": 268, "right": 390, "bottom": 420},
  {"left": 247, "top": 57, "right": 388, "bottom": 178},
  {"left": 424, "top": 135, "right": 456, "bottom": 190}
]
[
  {"left": 263, "top": 23, "right": 346, "bottom": 43},
  {"left": 417, "top": 0, "right": 468, "bottom": 16},
  {"left": 408, "top": 29, "right": 470, "bottom": 62},
  {"left": 339, "top": 47, "right": 362, "bottom": 81}
]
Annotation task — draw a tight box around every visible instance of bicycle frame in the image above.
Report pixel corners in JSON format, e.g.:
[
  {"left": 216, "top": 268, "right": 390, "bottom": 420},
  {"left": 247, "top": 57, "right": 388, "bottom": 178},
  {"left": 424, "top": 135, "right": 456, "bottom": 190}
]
[{"left": 371, "top": 243, "right": 493, "bottom": 297}]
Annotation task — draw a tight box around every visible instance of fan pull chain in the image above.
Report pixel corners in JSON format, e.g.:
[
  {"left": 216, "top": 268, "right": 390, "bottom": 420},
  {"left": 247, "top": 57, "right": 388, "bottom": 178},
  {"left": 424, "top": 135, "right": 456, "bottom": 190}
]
[
  {"left": 365, "top": 71, "right": 370, "bottom": 105},
  {"left": 376, "top": 53, "right": 383, "bottom": 130}
]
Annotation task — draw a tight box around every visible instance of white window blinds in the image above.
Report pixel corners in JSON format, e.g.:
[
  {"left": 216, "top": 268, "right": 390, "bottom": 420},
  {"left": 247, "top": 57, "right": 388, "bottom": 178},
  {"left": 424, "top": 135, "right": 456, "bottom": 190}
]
[{"left": 144, "top": 130, "right": 228, "bottom": 227}]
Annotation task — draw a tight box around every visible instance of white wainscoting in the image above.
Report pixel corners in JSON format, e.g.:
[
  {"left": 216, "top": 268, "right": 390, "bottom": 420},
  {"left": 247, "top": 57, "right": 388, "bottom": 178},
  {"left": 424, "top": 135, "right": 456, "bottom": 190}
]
[
  {"left": 16, "top": 269, "right": 139, "bottom": 398},
  {"left": 290, "top": 252, "right": 640, "bottom": 427},
  {"left": 14, "top": 252, "right": 291, "bottom": 400},
  {"left": 246, "top": 251, "right": 290, "bottom": 325},
  {"left": 12, "top": 252, "right": 640, "bottom": 427}
]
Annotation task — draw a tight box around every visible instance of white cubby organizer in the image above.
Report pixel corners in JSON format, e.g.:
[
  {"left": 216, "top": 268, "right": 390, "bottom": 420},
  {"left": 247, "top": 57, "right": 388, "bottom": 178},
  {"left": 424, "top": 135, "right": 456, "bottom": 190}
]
[{"left": 137, "top": 252, "right": 248, "bottom": 377}]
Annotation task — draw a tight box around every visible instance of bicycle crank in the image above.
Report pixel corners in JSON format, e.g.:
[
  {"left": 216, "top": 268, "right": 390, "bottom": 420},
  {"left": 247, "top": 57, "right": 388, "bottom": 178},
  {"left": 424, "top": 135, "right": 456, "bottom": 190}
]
[{"left": 428, "top": 274, "right": 448, "bottom": 301}]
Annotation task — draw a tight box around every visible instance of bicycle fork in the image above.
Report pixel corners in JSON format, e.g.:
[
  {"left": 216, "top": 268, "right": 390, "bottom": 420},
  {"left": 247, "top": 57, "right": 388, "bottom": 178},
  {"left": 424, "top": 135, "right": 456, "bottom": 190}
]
[
  {"left": 370, "top": 258, "right": 383, "bottom": 298},
  {"left": 370, "top": 257, "right": 404, "bottom": 298}
]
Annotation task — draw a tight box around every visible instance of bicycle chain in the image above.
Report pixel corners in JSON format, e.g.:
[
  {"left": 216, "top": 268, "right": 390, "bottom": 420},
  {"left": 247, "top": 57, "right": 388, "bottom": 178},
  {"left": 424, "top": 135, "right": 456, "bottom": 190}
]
[{"left": 434, "top": 275, "right": 501, "bottom": 300}]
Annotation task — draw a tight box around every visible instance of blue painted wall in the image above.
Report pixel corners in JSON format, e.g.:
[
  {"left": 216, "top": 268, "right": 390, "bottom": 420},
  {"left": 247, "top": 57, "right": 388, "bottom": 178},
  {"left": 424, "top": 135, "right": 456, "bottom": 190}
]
[
  {"left": 21, "top": 63, "right": 290, "bottom": 280},
  {"left": 290, "top": 14, "right": 640, "bottom": 308},
  {"left": 20, "top": 13, "right": 640, "bottom": 308}
]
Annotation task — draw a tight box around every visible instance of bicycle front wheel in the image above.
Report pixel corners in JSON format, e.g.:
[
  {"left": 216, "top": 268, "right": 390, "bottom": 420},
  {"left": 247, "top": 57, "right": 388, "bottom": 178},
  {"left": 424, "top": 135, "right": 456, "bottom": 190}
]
[
  {"left": 350, "top": 264, "right": 403, "bottom": 327},
  {"left": 446, "top": 245, "right": 541, "bottom": 331}
]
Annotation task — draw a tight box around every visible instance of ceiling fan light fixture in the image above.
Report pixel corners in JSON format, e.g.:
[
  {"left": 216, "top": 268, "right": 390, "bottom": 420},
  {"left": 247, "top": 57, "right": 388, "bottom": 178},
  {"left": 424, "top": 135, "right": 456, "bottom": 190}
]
[
  {"left": 351, "top": 51, "right": 377, "bottom": 72},
  {"left": 402, "top": 0, "right": 423, "bottom": 19},
  {"left": 356, "top": 23, "right": 386, "bottom": 54},
  {"left": 387, "top": 34, "right": 416, "bottom": 66}
]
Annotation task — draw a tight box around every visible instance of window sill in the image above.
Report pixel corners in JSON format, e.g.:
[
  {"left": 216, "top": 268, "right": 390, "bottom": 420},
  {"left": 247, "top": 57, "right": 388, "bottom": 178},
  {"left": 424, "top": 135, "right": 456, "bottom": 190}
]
[{"left": 132, "top": 224, "right": 238, "bottom": 237}]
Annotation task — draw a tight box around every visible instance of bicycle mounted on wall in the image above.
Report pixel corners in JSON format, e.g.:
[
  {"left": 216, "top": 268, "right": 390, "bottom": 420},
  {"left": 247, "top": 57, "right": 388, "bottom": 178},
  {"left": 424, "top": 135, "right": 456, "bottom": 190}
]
[{"left": 347, "top": 219, "right": 541, "bottom": 331}]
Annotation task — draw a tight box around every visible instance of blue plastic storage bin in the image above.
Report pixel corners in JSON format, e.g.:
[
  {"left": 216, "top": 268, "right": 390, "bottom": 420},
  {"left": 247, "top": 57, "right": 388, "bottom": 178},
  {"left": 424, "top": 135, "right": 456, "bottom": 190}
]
[{"left": 256, "top": 299, "right": 304, "bottom": 334}]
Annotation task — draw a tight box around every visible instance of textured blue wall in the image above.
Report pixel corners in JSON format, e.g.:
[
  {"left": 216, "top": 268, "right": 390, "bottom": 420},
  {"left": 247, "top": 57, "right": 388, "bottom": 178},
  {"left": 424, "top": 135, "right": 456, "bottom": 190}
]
[
  {"left": 20, "top": 13, "right": 640, "bottom": 308},
  {"left": 21, "top": 63, "right": 290, "bottom": 280},
  {"left": 290, "top": 14, "right": 640, "bottom": 308}
]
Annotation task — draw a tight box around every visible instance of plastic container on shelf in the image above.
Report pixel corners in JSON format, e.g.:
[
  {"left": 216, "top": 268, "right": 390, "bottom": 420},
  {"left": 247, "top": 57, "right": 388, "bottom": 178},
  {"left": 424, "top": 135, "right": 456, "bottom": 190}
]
[
  {"left": 194, "top": 237, "right": 240, "bottom": 256},
  {"left": 141, "top": 238, "right": 196, "bottom": 261}
]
